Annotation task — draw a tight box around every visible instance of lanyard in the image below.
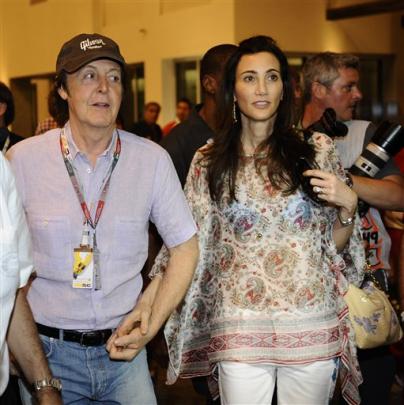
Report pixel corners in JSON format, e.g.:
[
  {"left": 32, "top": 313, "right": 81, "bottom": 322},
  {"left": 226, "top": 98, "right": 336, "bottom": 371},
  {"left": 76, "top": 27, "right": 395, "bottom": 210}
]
[{"left": 59, "top": 128, "right": 121, "bottom": 230}]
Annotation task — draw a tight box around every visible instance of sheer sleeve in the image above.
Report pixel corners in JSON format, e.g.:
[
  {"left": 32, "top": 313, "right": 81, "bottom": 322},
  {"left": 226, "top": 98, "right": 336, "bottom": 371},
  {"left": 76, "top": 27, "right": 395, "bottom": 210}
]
[
  {"left": 311, "top": 132, "right": 366, "bottom": 405},
  {"left": 311, "top": 132, "right": 366, "bottom": 288},
  {"left": 149, "top": 148, "right": 212, "bottom": 279}
]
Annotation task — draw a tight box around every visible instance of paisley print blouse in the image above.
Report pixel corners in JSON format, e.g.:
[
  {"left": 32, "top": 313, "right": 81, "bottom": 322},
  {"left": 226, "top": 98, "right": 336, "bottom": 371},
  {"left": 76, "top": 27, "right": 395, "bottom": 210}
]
[{"left": 152, "top": 133, "right": 366, "bottom": 404}]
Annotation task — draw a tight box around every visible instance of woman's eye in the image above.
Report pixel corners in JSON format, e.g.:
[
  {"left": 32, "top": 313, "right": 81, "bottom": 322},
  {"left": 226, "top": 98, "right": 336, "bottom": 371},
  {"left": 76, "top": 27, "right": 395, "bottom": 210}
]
[
  {"left": 243, "top": 75, "right": 255, "bottom": 83},
  {"left": 268, "top": 74, "right": 279, "bottom": 81}
]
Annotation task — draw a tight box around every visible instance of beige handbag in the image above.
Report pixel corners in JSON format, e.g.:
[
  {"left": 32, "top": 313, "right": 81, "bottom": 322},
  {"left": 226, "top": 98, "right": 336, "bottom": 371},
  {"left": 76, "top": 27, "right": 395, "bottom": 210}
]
[{"left": 344, "top": 279, "right": 403, "bottom": 349}]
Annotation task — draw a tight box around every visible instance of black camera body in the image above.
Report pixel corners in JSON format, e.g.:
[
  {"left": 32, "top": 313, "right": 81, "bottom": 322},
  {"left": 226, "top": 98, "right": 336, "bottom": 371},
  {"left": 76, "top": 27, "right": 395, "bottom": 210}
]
[{"left": 305, "top": 108, "right": 348, "bottom": 139}]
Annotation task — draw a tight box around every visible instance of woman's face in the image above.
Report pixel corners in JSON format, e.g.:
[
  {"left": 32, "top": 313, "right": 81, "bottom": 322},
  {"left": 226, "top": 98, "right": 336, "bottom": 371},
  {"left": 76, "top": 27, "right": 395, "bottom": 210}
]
[{"left": 234, "top": 51, "right": 283, "bottom": 124}]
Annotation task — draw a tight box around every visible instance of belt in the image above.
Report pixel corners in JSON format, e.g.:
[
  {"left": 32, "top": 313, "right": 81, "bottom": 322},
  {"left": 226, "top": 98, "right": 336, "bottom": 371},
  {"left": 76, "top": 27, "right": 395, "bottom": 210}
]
[{"left": 36, "top": 323, "right": 113, "bottom": 346}]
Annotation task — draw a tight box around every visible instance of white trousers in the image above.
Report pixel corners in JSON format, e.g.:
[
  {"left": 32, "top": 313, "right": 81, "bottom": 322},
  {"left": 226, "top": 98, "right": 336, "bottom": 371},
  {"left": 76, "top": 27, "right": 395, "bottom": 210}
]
[{"left": 218, "top": 358, "right": 338, "bottom": 405}]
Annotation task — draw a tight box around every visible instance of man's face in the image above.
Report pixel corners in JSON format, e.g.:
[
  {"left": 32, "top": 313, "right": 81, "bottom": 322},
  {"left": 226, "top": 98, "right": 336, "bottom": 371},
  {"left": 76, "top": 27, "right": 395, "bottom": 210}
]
[
  {"left": 322, "top": 67, "right": 362, "bottom": 122},
  {"left": 144, "top": 105, "right": 160, "bottom": 124},
  {"left": 176, "top": 101, "right": 191, "bottom": 122},
  {"left": 59, "top": 59, "right": 122, "bottom": 132}
]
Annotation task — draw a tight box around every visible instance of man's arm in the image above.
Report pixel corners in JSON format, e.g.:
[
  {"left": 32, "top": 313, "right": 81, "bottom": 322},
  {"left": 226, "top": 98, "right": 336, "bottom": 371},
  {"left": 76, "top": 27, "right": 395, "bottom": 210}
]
[
  {"left": 107, "top": 234, "right": 199, "bottom": 360},
  {"left": 7, "top": 290, "right": 62, "bottom": 404},
  {"left": 351, "top": 174, "right": 404, "bottom": 211}
]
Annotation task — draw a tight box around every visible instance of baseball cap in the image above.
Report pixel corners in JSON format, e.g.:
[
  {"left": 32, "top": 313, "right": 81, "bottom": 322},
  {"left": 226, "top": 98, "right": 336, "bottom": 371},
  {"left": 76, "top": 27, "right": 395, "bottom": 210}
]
[{"left": 56, "top": 33, "right": 126, "bottom": 74}]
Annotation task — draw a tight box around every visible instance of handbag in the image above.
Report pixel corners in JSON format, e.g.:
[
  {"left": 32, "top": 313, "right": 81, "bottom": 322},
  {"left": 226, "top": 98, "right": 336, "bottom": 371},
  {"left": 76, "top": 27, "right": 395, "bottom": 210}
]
[{"left": 343, "top": 274, "right": 403, "bottom": 349}]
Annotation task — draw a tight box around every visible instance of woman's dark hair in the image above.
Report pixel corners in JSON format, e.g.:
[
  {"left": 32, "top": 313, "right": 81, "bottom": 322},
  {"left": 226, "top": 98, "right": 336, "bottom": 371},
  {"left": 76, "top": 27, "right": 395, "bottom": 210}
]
[
  {"left": 204, "top": 35, "right": 316, "bottom": 202},
  {"left": 0, "top": 82, "right": 15, "bottom": 126},
  {"left": 48, "top": 63, "right": 129, "bottom": 127}
]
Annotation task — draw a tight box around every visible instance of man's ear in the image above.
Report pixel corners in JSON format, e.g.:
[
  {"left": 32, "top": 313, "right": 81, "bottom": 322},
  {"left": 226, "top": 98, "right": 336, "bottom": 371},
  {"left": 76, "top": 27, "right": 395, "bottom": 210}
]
[
  {"left": 202, "top": 75, "right": 217, "bottom": 95},
  {"left": 58, "top": 86, "right": 68, "bottom": 101},
  {"left": 311, "top": 81, "right": 327, "bottom": 100}
]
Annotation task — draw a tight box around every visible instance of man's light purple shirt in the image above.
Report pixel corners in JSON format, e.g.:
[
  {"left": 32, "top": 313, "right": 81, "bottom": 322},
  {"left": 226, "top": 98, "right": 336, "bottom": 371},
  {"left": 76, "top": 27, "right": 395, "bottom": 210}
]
[{"left": 7, "top": 123, "right": 197, "bottom": 330}]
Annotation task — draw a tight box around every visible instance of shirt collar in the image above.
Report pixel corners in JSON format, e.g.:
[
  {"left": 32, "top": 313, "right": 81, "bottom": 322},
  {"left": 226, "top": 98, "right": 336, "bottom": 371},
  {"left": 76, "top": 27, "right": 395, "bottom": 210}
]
[{"left": 63, "top": 121, "right": 118, "bottom": 160}]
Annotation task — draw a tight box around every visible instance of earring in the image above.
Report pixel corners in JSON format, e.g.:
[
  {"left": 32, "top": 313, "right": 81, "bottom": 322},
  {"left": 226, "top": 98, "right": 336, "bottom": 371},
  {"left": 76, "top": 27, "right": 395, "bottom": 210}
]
[{"left": 233, "top": 101, "right": 238, "bottom": 124}]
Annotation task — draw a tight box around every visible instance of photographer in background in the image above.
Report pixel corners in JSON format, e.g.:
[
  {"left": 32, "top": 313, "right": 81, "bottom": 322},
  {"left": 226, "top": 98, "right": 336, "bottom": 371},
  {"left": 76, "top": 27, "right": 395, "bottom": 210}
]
[{"left": 301, "top": 52, "right": 404, "bottom": 405}]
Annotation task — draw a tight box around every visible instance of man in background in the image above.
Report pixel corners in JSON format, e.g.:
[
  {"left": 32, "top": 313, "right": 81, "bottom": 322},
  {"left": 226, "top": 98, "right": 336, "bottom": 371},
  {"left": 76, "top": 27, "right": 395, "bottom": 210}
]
[
  {"left": 130, "top": 101, "right": 162, "bottom": 143},
  {"left": 161, "top": 44, "right": 237, "bottom": 186},
  {"left": 301, "top": 51, "right": 404, "bottom": 405},
  {"left": 162, "top": 97, "right": 192, "bottom": 136}
]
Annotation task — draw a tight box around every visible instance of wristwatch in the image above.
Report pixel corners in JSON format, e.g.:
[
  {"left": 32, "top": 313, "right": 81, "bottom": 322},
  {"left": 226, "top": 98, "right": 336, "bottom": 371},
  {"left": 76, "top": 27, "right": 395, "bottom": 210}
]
[
  {"left": 337, "top": 209, "right": 355, "bottom": 227},
  {"left": 32, "top": 377, "right": 62, "bottom": 393}
]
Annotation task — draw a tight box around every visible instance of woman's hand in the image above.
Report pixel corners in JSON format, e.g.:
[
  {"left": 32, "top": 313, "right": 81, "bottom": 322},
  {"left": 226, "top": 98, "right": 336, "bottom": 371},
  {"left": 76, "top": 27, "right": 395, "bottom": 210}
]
[
  {"left": 106, "top": 300, "right": 153, "bottom": 361},
  {"left": 303, "top": 169, "right": 358, "bottom": 215}
]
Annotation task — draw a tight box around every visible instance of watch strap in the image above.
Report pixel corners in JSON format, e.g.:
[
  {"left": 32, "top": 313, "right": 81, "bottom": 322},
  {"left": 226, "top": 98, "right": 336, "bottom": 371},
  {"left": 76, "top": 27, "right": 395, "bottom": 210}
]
[
  {"left": 337, "top": 209, "right": 355, "bottom": 226},
  {"left": 32, "top": 377, "right": 62, "bottom": 392},
  {"left": 344, "top": 172, "right": 354, "bottom": 189}
]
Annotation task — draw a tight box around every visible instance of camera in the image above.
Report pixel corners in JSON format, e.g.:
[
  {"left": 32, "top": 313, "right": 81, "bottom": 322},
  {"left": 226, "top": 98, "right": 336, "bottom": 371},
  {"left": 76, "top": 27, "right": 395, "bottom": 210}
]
[
  {"left": 349, "top": 121, "right": 403, "bottom": 217},
  {"left": 350, "top": 121, "right": 403, "bottom": 178}
]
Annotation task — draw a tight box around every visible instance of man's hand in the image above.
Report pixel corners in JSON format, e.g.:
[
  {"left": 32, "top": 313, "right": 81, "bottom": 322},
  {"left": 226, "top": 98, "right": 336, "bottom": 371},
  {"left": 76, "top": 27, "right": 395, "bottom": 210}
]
[
  {"left": 107, "top": 235, "right": 198, "bottom": 362},
  {"left": 106, "top": 300, "right": 153, "bottom": 361},
  {"left": 107, "top": 324, "right": 153, "bottom": 361}
]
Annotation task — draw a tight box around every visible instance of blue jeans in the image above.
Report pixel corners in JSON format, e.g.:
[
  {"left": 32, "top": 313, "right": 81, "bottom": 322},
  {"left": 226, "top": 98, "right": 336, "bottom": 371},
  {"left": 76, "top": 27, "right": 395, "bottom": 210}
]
[{"left": 20, "top": 334, "right": 157, "bottom": 404}]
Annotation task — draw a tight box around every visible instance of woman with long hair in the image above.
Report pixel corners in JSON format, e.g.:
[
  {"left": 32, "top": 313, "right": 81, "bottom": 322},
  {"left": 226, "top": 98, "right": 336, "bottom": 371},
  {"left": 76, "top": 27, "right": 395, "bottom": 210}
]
[{"left": 153, "top": 36, "right": 365, "bottom": 404}]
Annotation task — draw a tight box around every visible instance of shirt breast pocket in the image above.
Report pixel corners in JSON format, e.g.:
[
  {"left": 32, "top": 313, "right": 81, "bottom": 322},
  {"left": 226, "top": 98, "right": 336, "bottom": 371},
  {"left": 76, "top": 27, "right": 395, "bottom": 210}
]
[
  {"left": 112, "top": 217, "right": 148, "bottom": 263},
  {"left": 30, "top": 215, "right": 71, "bottom": 280}
]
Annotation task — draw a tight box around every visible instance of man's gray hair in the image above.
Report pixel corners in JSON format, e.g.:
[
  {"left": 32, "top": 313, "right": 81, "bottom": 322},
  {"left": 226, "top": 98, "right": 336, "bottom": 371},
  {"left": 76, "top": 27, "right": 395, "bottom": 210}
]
[{"left": 301, "top": 52, "right": 360, "bottom": 104}]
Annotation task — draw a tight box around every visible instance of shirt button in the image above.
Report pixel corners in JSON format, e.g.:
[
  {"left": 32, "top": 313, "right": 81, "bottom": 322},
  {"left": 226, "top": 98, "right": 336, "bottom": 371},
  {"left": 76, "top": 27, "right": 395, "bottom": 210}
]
[{"left": 87, "top": 167, "right": 92, "bottom": 174}]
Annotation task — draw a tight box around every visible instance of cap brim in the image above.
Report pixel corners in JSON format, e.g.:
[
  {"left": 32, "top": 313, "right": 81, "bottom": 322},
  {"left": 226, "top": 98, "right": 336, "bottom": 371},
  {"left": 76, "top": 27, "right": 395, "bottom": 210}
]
[{"left": 59, "top": 53, "right": 125, "bottom": 74}]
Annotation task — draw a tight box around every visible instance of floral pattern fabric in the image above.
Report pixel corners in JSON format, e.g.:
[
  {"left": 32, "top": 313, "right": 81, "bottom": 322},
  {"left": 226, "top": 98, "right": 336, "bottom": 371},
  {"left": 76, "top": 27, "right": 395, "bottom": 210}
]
[{"left": 151, "top": 133, "right": 366, "bottom": 404}]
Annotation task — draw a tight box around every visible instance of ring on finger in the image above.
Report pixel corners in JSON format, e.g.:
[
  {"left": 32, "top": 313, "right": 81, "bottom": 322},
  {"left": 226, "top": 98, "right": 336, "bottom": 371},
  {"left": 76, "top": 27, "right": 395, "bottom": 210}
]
[{"left": 313, "top": 186, "right": 323, "bottom": 193}]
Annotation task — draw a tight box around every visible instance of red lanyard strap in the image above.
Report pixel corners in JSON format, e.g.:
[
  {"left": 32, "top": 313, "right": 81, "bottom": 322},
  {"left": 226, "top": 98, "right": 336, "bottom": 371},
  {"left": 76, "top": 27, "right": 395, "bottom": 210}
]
[{"left": 60, "top": 129, "right": 121, "bottom": 230}]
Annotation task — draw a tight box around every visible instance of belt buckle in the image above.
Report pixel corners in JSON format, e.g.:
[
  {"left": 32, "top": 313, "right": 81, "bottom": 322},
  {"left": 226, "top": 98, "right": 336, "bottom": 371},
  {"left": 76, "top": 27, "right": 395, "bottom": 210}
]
[{"left": 80, "top": 331, "right": 102, "bottom": 346}]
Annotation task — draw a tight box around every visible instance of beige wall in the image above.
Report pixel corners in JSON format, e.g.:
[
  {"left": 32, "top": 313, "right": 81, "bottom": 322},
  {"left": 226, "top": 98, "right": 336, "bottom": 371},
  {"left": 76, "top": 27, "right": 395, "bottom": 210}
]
[
  {"left": 234, "top": 0, "right": 396, "bottom": 54},
  {"left": 1, "top": 0, "right": 403, "bottom": 124},
  {"left": 235, "top": 0, "right": 404, "bottom": 121},
  {"left": 2, "top": 0, "right": 234, "bottom": 124}
]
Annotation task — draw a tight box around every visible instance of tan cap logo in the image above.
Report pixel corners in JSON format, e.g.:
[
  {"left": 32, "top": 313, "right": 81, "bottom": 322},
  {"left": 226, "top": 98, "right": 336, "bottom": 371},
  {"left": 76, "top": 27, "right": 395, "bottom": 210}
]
[{"left": 80, "top": 38, "right": 107, "bottom": 51}]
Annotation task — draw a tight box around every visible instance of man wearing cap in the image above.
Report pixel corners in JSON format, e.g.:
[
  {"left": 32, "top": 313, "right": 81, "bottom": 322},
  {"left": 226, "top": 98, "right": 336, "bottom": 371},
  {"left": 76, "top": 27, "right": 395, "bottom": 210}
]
[{"left": 8, "top": 33, "right": 198, "bottom": 404}]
